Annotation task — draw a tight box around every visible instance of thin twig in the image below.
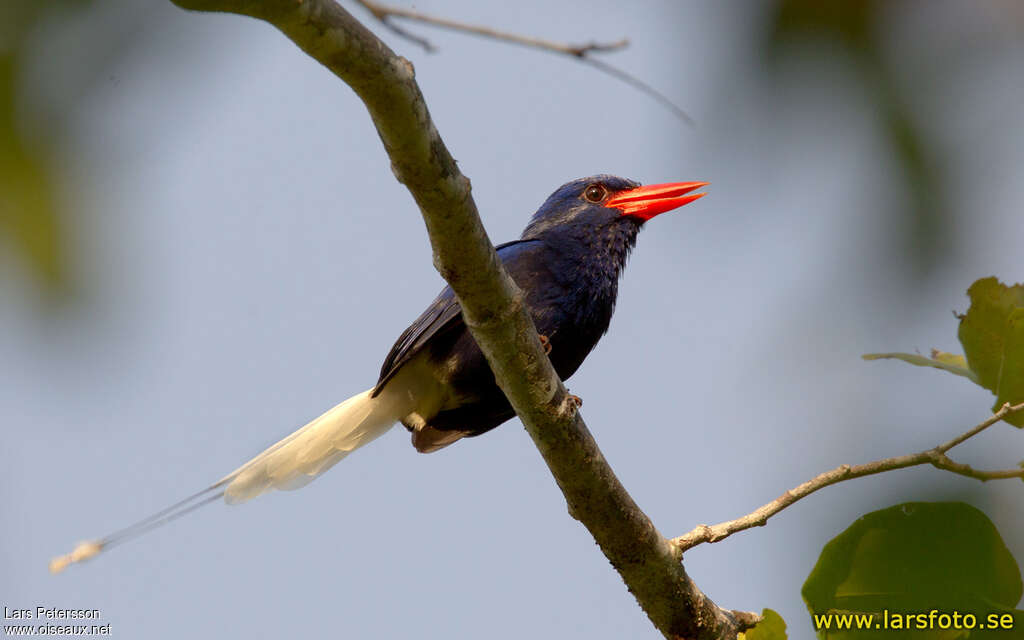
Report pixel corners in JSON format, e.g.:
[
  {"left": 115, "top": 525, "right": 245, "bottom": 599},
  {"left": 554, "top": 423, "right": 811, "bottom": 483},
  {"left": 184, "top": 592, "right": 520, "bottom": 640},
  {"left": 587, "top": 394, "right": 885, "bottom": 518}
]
[
  {"left": 934, "top": 404, "right": 1011, "bottom": 451},
  {"left": 671, "top": 401, "right": 1024, "bottom": 554},
  {"left": 370, "top": 15, "right": 437, "bottom": 52},
  {"left": 930, "top": 453, "right": 1024, "bottom": 481},
  {"left": 355, "top": 0, "right": 628, "bottom": 55},
  {"left": 579, "top": 56, "right": 694, "bottom": 125},
  {"left": 352, "top": 0, "right": 692, "bottom": 124}
]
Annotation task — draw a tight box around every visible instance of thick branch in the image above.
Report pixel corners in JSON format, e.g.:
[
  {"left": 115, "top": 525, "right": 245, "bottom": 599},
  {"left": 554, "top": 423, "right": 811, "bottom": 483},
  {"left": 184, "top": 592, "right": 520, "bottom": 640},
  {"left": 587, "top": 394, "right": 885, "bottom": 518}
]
[
  {"left": 168, "top": 0, "right": 751, "bottom": 637},
  {"left": 673, "top": 402, "right": 1024, "bottom": 552}
]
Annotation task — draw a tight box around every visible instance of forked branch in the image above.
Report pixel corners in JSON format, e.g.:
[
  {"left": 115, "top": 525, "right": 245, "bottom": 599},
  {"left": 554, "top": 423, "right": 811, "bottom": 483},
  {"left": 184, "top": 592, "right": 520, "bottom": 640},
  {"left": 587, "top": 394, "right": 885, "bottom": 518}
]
[
  {"left": 354, "top": 0, "right": 628, "bottom": 56},
  {"left": 352, "top": 0, "right": 692, "bottom": 123},
  {"left": 672, "top": 402, "right": 1024, "bottom": 553}
]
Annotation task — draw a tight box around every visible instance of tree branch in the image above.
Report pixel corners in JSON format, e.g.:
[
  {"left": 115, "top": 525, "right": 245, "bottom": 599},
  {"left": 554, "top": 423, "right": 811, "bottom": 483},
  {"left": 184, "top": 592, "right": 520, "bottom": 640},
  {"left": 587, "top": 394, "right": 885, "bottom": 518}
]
[
  {"left": 352, "top": 0, "right": 693, "bottom": 124},
  {"left": 672, "top": 401, "right": 1024, "bottom": 552},
  {"left": 168, "top": 0, "right": 751, "bottom": 636},
  {"left": 353, "top": 0, "right": 628, "bottom": 56}
]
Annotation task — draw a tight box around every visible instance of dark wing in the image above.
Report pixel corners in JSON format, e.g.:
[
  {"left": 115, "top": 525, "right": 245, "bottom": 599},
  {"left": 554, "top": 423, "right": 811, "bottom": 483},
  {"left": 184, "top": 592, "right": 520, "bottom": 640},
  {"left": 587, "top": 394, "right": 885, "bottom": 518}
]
[
  {"left": 371, "top": 239, "right": 542, "bottom": 396},
  {"left": 371, "top": 287, "right": 461, "bottom": 396}
]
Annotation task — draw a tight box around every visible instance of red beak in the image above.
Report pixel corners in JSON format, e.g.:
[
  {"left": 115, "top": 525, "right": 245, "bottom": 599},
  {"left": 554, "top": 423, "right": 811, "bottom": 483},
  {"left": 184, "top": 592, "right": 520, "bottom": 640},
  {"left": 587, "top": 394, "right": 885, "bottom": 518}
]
[{"left": 605, "top": 181, "right": 708, "bottom": 221}]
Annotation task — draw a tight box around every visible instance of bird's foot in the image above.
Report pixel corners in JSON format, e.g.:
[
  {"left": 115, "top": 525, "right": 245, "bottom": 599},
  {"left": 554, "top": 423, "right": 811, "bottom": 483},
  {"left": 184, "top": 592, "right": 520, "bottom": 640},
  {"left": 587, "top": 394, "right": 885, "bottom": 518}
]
[
  {"left": 538, "top": 334, "right": 552, "bottom": 355},
  {"left": 561, "top": 393, "right": 583, "bottom": 418}
]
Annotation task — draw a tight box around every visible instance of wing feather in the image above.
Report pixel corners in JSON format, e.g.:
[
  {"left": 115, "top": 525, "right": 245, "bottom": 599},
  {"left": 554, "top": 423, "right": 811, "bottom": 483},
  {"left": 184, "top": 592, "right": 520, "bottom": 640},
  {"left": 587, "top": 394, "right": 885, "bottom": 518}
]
[{"left": 371, "top": 240, "right": 542, "bottom": 396}]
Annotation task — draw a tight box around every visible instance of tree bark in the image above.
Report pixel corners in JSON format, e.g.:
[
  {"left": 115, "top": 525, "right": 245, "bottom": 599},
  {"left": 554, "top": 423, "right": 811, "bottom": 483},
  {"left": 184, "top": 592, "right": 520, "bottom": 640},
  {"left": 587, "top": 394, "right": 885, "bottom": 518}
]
[{"left": 168, "top": 0, "right": 757, "bottom": 636}]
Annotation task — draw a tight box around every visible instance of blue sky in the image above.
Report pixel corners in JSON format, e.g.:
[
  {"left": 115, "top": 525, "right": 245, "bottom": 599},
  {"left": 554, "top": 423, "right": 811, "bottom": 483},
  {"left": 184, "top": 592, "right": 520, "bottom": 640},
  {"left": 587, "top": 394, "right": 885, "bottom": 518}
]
[{"left": 4, "top": 1, "right": 1024, "bottom": 637}]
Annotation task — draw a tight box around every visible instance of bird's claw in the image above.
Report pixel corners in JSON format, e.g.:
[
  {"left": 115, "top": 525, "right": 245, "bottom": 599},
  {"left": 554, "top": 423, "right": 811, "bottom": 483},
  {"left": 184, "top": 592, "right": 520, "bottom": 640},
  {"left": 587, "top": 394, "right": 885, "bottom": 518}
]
[
  {"left": 559, "top": 391, "right": 583, "bottom": 417},
  {"left": 561, "top": 392, "right": 583, "bottom": 417},
  {"left": 539, "top": 334, "right": 552, "bottom": 355}
]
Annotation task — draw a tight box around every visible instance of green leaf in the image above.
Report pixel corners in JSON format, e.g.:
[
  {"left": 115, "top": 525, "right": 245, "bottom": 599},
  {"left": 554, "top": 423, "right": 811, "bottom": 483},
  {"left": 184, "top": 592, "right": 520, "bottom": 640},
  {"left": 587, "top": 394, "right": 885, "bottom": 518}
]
[
  {"left": 865, "top": 277, "right": 1024, "bottom": 427},
  {"left": 862, "top": 351, "right": 978, "bottom": 384},
  {"left": 958, "top": 277, "right": 1024, "bottom": 427},
  {"left": 0, "top": 52, "right": 66, "bottom": 292},
  {"left": 929, "top": 349, "right": 969, "bottom": 369},
  {"left": 803, "top": 502, "right": 1023, "bottom": 639},
  {"left": 739, "top": 609, "right": 787, "bottom": 640}
]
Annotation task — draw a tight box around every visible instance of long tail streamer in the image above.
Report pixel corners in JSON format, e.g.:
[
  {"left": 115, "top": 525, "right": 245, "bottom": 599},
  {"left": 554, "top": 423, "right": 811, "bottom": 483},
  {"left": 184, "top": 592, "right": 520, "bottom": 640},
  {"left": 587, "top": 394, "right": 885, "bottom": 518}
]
[{"left": 50, "top": 388, "right": 408, "bottom": 573}]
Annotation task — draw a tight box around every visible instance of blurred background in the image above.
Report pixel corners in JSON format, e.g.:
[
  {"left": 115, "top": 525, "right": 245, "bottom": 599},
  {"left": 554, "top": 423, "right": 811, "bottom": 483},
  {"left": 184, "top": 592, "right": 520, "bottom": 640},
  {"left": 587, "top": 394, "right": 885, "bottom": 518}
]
[{"left": 3, "top": 0, "right": 1022, "bottom": 637}]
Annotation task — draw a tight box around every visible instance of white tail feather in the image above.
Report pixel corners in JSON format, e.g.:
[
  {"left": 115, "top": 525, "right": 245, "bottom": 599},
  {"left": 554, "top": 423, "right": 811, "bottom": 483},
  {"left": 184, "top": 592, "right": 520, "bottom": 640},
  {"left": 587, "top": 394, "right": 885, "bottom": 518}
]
[
  {"left": 50, "top": 387, "right": 408, "bottom": 572},
  {"left": 220, "top": 389, "right": 403, "bottom": 503}
]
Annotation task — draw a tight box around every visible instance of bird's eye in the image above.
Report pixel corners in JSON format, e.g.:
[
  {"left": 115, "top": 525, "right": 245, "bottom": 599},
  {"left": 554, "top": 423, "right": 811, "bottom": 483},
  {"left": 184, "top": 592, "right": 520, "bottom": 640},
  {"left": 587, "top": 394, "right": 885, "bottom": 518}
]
[{"left": 583, "top": 184, "right": 608, "bottom": 203}]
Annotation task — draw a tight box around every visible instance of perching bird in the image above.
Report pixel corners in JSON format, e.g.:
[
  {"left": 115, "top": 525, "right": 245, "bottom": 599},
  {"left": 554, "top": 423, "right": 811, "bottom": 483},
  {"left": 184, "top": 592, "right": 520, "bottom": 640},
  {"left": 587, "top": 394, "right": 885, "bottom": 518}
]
[{"left": 50, "top": 175, "right": 706, "bottom": 572}]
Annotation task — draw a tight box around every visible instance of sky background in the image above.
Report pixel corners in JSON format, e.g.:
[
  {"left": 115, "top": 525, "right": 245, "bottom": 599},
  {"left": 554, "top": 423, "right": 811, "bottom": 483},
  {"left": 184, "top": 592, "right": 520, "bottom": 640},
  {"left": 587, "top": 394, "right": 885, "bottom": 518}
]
[{"left": 3, "top": 1, "right": 1024, "bottom": 638}]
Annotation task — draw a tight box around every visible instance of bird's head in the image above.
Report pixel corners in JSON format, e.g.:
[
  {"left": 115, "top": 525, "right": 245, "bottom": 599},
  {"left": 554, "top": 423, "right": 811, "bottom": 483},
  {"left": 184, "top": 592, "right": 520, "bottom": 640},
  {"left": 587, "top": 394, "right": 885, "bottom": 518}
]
[{"left": 521, "top": 175, "right": 707, "bottom": 240}]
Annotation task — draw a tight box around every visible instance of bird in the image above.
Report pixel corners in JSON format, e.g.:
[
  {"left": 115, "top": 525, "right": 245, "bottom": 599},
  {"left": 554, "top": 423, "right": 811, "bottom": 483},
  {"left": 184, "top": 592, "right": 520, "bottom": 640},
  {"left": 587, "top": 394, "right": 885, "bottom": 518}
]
[{"left": 49, "top": 175, "right": 706, "bottom": 572}]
